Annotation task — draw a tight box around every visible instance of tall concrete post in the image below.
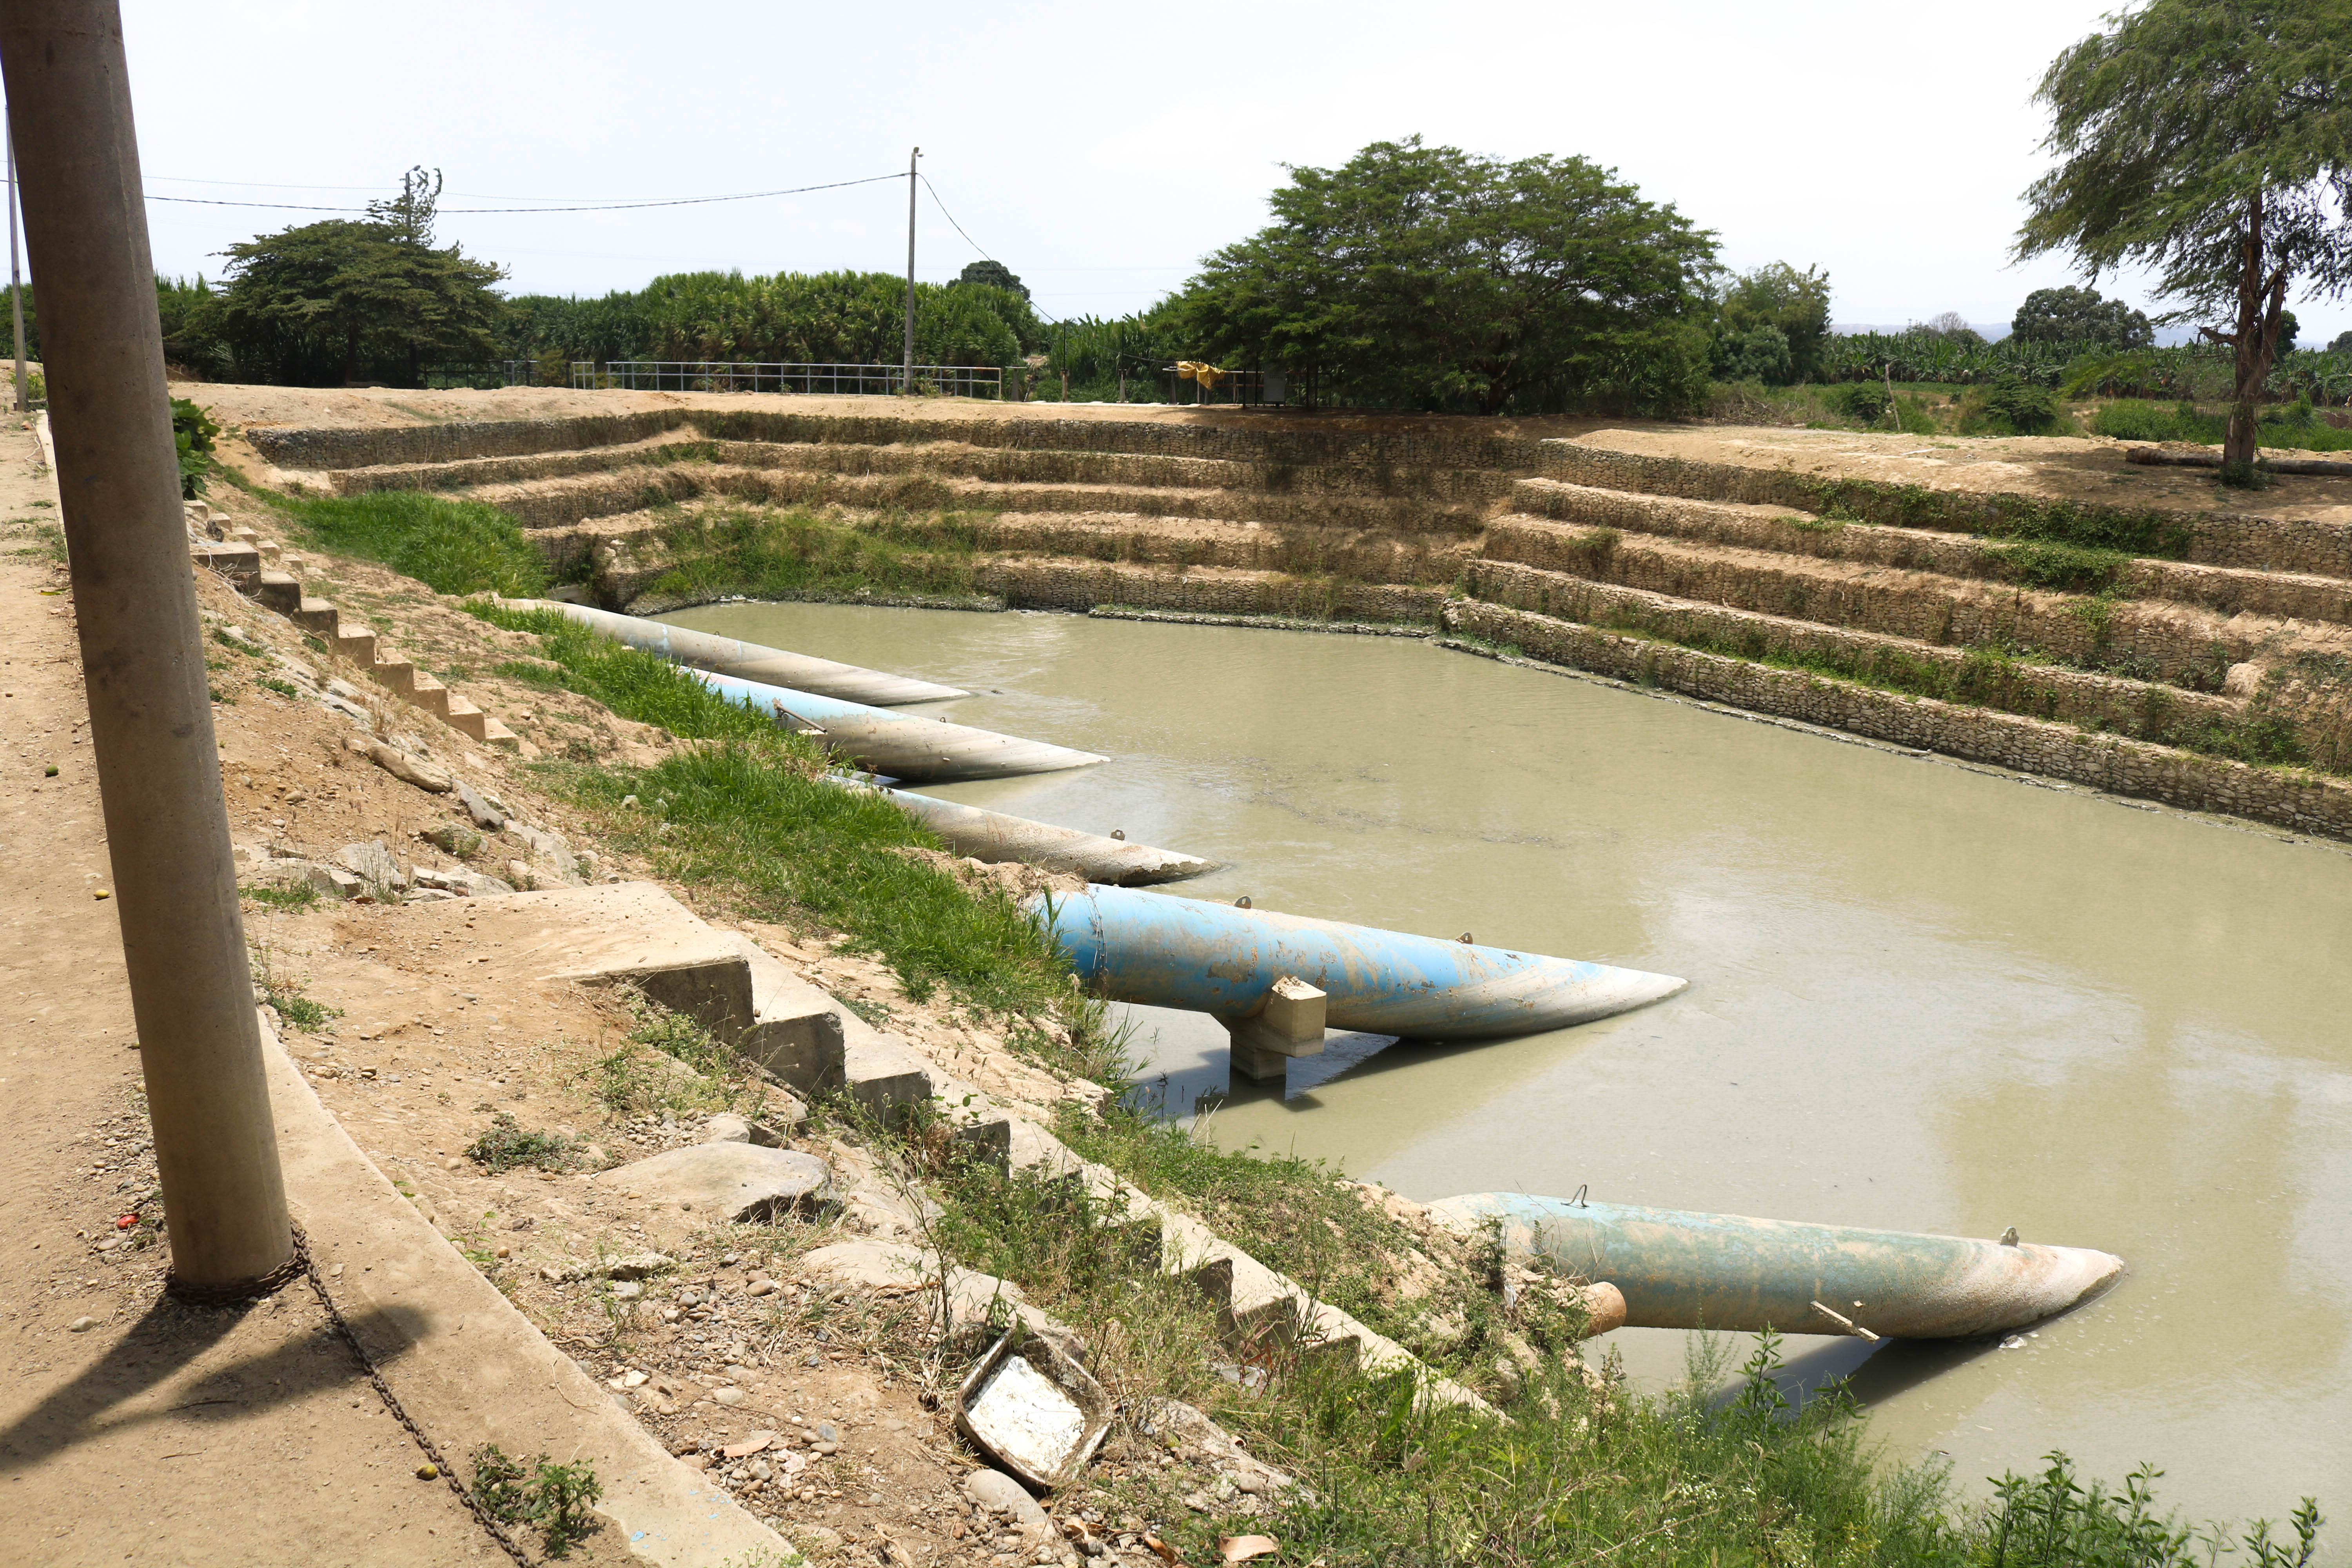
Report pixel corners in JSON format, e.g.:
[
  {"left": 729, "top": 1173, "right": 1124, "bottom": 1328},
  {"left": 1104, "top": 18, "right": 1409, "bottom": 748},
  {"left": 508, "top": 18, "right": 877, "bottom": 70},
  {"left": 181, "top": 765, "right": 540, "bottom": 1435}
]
[
  {"left": 902, "top": 145, "right": 918, "bottom": 394},
  {"left": 7, "top": 125, "right": 24, "bottom": 413},
  {"left": 0, "top": 0, "right": 295, "bottom": 1291}
]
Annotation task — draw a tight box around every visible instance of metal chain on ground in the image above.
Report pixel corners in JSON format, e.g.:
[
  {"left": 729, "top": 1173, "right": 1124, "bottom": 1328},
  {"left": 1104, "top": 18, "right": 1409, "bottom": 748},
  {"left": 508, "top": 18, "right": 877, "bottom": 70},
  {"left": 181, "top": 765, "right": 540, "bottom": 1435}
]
[
  {"left": 163, "top": 1234, "right": 310, "bottom": 1305},
  {"left": 289, "top": 1223, "right": 539, "bottom": 1568}
]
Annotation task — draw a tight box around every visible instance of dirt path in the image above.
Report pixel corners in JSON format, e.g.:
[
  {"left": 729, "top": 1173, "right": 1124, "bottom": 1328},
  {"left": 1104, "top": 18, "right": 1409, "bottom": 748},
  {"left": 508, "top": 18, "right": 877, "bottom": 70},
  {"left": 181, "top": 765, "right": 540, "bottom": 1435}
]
[{"left": 0, "top": 417, "right": 498, "bottom": 1566}]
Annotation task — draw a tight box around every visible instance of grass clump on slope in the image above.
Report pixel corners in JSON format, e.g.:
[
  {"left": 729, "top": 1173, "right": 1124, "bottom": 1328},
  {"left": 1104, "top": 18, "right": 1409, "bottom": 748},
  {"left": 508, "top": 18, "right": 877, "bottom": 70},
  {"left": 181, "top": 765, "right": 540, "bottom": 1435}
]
[
  {"left": 256, "top": 486, "right": 550, "bottom": 598},
  {"left": 466, "top": 601, "right": 1096, "bottom": 1037}
]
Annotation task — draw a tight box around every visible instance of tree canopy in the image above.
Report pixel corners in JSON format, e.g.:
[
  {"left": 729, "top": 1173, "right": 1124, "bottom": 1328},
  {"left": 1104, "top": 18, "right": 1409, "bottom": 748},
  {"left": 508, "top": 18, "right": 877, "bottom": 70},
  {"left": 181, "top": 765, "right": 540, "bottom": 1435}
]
[
  {"left": 955, "top": 260, "right": 1029, "bottom": 301},
  {"left": 2016, "top": 0, "right": 2352, "bottom": 476},
  {"left": 1184, "top": 137, "right": 1718, "bottom": 415},
  {"left": 2010, "top": 285, "right": 2154, "bottom": 348},
  {"left": 1710, "top": 262, "right": 1831, "bottom": 384},
  {"left": 214, "top": 167, "right": 507, "bottom": 386}
]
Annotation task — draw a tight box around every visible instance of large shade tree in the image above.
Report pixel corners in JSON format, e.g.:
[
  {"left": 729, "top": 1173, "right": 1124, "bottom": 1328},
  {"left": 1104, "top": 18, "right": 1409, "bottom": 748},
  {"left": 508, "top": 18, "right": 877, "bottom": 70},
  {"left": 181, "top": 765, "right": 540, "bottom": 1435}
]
[
  {"left": 2016, "top": 0, "right": 2352, "bottom": 481},
  {"left": 1185, "top": 138, "right": 1717, "bottom": 415},
  {"left": 217, "top": 167, "right": 506, "bottom": 386}
]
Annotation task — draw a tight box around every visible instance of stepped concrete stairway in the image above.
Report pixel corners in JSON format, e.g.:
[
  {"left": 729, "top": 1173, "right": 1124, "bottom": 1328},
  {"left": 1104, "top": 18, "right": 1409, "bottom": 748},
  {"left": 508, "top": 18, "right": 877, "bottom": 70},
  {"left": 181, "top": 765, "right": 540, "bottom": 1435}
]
[
  {"left": 243, "top": 409, "right": 2352, "bottom": 839},
  {"left": 185, "top": 501, "right": 519, "bottom": 751}
]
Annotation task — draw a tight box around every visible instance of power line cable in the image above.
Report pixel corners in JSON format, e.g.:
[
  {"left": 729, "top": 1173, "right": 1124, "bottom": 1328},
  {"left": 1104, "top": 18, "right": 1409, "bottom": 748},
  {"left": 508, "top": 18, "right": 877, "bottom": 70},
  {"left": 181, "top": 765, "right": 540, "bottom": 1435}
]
[{"left": 141, "top": 172, "right": 904, "bottom": 216}]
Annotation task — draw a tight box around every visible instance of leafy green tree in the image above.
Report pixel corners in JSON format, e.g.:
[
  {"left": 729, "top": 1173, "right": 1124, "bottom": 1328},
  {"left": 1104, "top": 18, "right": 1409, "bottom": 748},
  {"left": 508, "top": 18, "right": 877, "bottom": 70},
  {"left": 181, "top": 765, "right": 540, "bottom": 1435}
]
[
  {"left": 216, "top": 167, "right": 507, "bottom": 387},
  {"left": 955, "top": 260, "right": 1029, "bottom": 301},
  {"left": 2016, "top": 0, "right": 2352, "bottom": 481},
  {"left": 1914, "top": 310, "right": 1988, "bottom": 347},
  {"left": 2010, "top": 284, "right": 2154, "bottom": 348},
  {"left": 1186, "top": 137, "right": 1718, "bottom": 414},
  {"left": 1711, "top": 262, "right": 1831, "bottom": 383},
  {"left": 156, "top": 276, "right": 229, "bottom": 378},
  {"left": 2330, "top": 328, "right": 2352, "bottom": 353}
]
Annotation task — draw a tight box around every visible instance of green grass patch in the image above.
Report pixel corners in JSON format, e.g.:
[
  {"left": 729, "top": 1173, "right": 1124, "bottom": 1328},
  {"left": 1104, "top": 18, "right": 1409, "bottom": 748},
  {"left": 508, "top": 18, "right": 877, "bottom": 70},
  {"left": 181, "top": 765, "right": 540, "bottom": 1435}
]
[
  {"left": 1982, "top": 540, "right": 2133, "bottom": 594},
  {"left": 636, "top": 502, "right": 988, "bottom": 604},
  {"left": 264, "top": 488, "right": 549, "bottom": 597},
  {"left": 465, "top": 1112, "right": 574, "bottom": 1174},
  {"left": 242, "top": 881, "right": 320, "bottom": 913},
  {"left": 2094, "top": 398, "right": 2352, "bottom": 453}
]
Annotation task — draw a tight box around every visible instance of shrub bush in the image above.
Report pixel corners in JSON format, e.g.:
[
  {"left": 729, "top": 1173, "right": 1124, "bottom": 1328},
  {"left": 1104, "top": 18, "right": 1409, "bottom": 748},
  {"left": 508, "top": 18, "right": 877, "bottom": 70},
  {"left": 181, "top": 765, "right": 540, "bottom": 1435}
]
[{"left": 1984, "top": 376, "right": 2061, "bottom": 434}]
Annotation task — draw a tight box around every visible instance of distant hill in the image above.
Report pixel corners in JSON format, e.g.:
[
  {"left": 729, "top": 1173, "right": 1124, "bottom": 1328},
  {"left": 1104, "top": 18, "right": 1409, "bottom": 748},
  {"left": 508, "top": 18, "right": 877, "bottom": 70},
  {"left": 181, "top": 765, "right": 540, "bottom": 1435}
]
[{"left": 1830, "top": 321, "right": 2207, "bottom": 347}]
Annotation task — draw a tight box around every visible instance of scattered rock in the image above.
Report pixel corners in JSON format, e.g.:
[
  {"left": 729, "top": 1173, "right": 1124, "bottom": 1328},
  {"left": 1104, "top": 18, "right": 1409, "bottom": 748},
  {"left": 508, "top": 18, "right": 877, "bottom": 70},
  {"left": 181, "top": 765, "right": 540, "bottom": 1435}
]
[
  {"left": 721, "top": 1432, "right": 775, "bottom": 1459},
  {"left": 344, "top": 734, "right": 454, "bottom": 793},
  {"left": 412, "top": 865, "right": 516, "bottom": 898},
  {"left": 602, "top": 1250, "right": 675, "bottom": 1281},
  {"left": 66, "top": 1316, "right": 98, "bottom": 1333},
  {"left": 590, "top": 1143, "right": 832, "bottom": 1224},
  {"left": 702, "top": 1110, "right": 797, "bottom": 1147},
  {"left": 713, "top": 1386, "right": 748, "bottom": 1407},
  {"left": 335, "top": 840, "right": 408, "bottom": 895},
  {"left": 964, "top": 1467, "right": 1050, "bottom": 1528},
  {"left": 424, "top": 822, "right": 485, "bottom": 857},
  {"left": 454, "top": 779, "right": 506, "bottom": 831}
]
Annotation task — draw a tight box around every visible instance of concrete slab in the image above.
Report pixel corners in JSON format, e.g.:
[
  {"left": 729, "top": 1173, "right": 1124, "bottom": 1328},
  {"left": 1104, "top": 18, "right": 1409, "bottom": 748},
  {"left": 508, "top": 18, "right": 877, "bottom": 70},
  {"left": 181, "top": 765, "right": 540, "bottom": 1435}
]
[
  {"left": 377, "top": 883, "right": 753, "bottom": 1041},
  {"left": 263, "top": 1011, "right": 795, "bottom": 1566},
  {"left": 592, "top": 1143, "right": 832, "bottom": 1225}
]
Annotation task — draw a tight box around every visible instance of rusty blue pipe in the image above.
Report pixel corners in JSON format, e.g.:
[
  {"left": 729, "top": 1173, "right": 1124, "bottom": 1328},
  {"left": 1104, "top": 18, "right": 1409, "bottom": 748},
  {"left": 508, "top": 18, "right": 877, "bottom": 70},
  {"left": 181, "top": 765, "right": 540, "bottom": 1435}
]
[
  {"left": 1427, "top": 1193, "right": 2124, "bottom": 1339},
  {"left": 1029, "top": 884, "right": 1685, "bottom": 1038},
  {"left": 694, "top": 669, "right": 1106, "bottom": 783}
]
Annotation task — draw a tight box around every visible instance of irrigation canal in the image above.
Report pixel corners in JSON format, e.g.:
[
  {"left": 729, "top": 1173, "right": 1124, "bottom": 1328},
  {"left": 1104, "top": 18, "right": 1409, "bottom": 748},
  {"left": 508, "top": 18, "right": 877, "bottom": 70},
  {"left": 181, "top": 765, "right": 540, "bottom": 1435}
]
[{"left": 665, "top": 599, "right": 2352, "bottom": 1525}]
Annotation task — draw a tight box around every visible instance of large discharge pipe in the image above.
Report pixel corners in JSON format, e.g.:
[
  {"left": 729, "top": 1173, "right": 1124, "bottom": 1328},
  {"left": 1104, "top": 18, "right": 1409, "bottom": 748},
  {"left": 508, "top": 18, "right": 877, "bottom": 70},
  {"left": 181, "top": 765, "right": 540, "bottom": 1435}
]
[
  {"left": 1032, "top": 885, "right": 1685, "bottom": 1078},
  {"left": 1428, "top": 1192, "right": 2123, "bottom": 1340},
  {"left": 834, "top": 778, "right": 1212, "bottom": 884},
  {"left": 698, "top": 668, "right": 1105, "bottom": 782},
  {"left": 522, "top": 599, "right": 967, "bottom": 706}
]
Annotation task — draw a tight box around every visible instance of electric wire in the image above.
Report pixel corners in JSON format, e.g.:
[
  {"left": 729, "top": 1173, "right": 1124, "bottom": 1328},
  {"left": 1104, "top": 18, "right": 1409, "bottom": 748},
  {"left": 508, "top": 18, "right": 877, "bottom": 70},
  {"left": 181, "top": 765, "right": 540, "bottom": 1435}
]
[{"left": 142, "top": 172, "right": 903, "bottom": 216}]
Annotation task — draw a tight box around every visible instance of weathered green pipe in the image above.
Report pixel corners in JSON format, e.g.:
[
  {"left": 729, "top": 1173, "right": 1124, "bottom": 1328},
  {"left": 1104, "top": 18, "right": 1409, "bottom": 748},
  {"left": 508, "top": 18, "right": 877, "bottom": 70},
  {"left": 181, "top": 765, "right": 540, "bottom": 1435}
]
[
  {"left": 1428, "top": 1193, "right": 2122, "bottom": 1339},
  {"left": 523, "top": 598, "right": 967, "bottom": 705}
]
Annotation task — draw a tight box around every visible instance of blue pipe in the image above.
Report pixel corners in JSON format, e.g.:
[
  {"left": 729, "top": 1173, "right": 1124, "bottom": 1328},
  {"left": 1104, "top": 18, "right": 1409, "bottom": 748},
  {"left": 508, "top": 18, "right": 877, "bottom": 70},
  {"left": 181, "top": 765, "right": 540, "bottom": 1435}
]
[
  {"left": 694, "top": 669, "right": 1105, "bottom": 782},
  {"left": 1029, "top": 884, "right": 1684, "bottom": 1038},
  {"left": 1430, "top": 1193, "right": 2124, "bottom": 1339}
]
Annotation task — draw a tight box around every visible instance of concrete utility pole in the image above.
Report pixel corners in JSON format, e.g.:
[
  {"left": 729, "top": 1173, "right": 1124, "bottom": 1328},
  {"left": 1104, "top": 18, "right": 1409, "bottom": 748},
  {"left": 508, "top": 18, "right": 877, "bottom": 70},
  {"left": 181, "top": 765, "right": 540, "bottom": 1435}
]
[
  {"left": 0, "top": 0, "right": 296, "bottom": 1292},
  {"left": 7, "top": 124, "right": 24, "bottom": 414},
  {"left": 902, "top": 145, "right": 919, "bottom": 395}
]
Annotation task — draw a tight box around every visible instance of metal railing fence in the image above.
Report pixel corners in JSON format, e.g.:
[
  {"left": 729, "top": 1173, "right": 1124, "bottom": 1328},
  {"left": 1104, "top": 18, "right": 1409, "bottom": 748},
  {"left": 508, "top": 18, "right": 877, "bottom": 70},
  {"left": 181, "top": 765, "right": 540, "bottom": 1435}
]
[{"left": 549, "top": 361, "right": 1004, "bottom": 398}]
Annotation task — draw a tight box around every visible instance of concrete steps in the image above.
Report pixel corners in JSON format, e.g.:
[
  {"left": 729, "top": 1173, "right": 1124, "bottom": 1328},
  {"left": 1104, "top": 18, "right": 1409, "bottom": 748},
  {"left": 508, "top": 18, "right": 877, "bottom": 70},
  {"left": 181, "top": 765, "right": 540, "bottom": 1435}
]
[
  {"left": 374, "top": 882, "right": 1486, "bottom": 1406},
  {"left": 186, "top": 501, "right": 518, "bottom": 753}
]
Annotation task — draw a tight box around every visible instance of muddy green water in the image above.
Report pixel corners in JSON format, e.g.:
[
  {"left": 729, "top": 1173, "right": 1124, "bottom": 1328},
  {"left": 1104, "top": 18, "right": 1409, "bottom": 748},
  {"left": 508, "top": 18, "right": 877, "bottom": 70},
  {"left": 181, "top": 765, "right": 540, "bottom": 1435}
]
[{"left": 667, "top": 601, "right": 2352, "bottom": 1528}]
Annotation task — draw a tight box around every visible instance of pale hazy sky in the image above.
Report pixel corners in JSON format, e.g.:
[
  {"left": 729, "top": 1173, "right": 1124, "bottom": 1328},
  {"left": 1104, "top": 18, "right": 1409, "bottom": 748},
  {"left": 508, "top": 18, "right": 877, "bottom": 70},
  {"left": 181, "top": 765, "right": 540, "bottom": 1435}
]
[{"left": 93, "top": 0, "right": 2352, "bottom": 342}]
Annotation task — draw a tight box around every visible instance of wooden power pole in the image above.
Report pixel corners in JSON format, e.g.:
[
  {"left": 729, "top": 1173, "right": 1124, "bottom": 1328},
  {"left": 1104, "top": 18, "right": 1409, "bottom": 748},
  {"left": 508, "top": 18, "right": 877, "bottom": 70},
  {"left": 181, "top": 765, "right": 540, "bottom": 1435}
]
[{"left": 0, "top": 0, "right": 296, "bottom": 1294}]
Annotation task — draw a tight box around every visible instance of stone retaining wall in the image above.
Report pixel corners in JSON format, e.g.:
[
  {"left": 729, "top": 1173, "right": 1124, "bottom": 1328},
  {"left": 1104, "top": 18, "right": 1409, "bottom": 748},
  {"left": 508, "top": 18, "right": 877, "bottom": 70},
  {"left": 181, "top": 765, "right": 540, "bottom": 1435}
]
[
  {"left": 1510, "top": 480, "right": 2352, "bottom": 627},
  {"left": 693, "top": 409, "right": 1558, "bottom": 472},
  {"left": 1469, "top": 559, "right": 2245, "bottom": 743},
  {"left": 487, "top": 463, "right": 1491, "bottom": 536},
  {"left": 1445, "top": 600, "right": 2352, "bottom": 840},
  {"left": 326, "top": 440, "right": 720, "bottom": 496},
  {"left": 1481, "top": 519, "right": 2254, "bottom": 681},
  {"left": 978, "top": 514, "right": 1472, "bottom": 582},
  {"left": 1537, "top": 442, "right": 2352, "bottom": 579},
  {"left": 248, "top": 411, "right": 690, "bottom": 470},
  {"left": 976, "top": 557, "right": 1443, "bottom": 621}
]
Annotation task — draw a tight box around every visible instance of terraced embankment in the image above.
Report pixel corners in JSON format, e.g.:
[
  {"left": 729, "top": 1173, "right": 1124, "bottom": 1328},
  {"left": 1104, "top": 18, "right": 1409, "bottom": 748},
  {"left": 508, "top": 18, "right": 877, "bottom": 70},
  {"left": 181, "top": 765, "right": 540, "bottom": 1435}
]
[{"left": 239, "top": 403, "right": 2352, "bottom": 840}]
